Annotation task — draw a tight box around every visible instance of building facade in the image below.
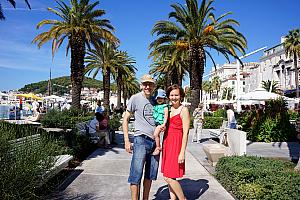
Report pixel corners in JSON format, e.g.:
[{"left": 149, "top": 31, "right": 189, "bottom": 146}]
[{"left": 259, "top": 37, "right": 297, "bottom": 92}]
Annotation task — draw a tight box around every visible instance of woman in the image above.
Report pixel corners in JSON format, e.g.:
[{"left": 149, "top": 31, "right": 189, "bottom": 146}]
[
  {"left": 161, "top": 84, "right": 190, "bottom": 200},
  {"left": 225, "top": 105, "right": 237, "bottom": 129},
  {"left": 89, "top": 112, "right": 111, "bottom": 148},
  {"left": 192, "top": 103, "right": 204, "bottom": 143}
]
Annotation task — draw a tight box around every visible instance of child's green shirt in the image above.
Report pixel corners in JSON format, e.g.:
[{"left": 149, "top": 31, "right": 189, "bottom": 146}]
[{"left": 153, "top": 104, "right": 167, "bottom": 125}]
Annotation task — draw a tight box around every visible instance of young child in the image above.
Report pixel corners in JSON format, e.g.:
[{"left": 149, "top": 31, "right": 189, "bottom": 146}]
[{"left": 152, "top": 89, "right": 169, "bottom": 155}]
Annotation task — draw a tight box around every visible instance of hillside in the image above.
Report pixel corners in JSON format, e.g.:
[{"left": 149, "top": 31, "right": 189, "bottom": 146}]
[{"left": 19, "top": 76, "right": 103, "bottom": 95}]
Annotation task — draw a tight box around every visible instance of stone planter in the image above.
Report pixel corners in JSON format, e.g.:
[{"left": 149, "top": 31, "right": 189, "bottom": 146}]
[{"left": 203, "top": 143, "right": 226, "bottom": 166}]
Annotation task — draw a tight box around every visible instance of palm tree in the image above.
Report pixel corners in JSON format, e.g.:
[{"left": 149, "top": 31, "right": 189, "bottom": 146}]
[
  {"left": 202, "top": 80, "right": 212, "bottom": 100},
  {"left": 261, "top": 80, "right": 280, "bottom": 93},
  {"left": 0, "top": 0, "right": 31, "bottom": 20},
  {"left": 283, "top": 29, "right": 300, "bottom": 98},
  {"left": 221, "top": 87, "right": 233, "bottom": 100},
  {"left": 32, "top": 0, "right": 118, "bottom": 109},
  {"left": 112, "top": 51, "right": 137, "bottom": 109},
  {"left": 150, "top": 0, "right": 247, "bottom": 111},
  {"left": 85, "top": 42, "right": 119, "bottom": 111},
  {"left": 211, "top": 76, "right": 221, "bottom": 100},
  {"left": 122, "top": 74, "right": 139, "bottom": 106},
  {"left": 150, "top": 53, "right": 188, "bottom": 87}
]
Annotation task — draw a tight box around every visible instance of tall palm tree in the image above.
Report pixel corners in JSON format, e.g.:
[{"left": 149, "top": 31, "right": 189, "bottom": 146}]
[
  {"left": 33, "top": 0, "right": 118, "bottom": 109},
  {"left": 261, "top": 80, "right": 280, "bottom": 93},
  {"left": 112, "top": 51, "right": 136, "bottom": 108},
  {"left": 85, "top": 42, "right": 119, "bottom": 111},
  {"left": 0, "top": 0, "right": 31, "bottom": 20},
  {"left": 150, "top": 0, "right": 247, "bottom": 111},
  {"left": 283, "top": 29, "right": 300, "bottom": 98}
]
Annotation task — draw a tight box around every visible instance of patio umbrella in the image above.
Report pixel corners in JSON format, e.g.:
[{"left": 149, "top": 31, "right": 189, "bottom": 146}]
[
  {"left": 15, "top": 93, "right": 42, "bottom": 100},
  {"left": 238, "top": 88, "right": 281, "bottom": 101}
]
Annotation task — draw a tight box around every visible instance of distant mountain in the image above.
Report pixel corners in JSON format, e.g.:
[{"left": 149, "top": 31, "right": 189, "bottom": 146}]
[{"left": 19, "top": 76, "right": 103, "bottom": 95}]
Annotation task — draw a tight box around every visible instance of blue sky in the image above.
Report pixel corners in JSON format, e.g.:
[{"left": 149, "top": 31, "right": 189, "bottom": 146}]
[{"left": 0, "top": 0, "right": 299, "bottom": 91}]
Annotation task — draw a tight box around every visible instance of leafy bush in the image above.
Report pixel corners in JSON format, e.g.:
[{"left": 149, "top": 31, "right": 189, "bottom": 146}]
[
  {"left": 288, "top": 110, "right": 299, "bottom": 120},
  {"left": 203, "top": 116, "right": 224, "bottom": 129},
  {"left": 41, "top": 108, "right": 93, "bottom": 129},
  {"left": 109, "top": 114, "right": 122, "bottom": 131},
  {"left": 239, "top": 98, "right": 295, "bottom": 142},
  {"left": 0, "top": 120, "right": 45, "bottom": 139},
  {"left": 213, "top": 108, "right": 227, "bottom": 118},
  {"left": 0, "top": 126, "right": 64, "bottom": 199},
  {"left": 63, "top": 130, "right": 97, "bottom": 161},
  {"left": 215, "top": 156, "right": 300, "bottom": 200}
]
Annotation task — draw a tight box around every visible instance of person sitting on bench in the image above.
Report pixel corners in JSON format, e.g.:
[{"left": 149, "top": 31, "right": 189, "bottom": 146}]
[{"left": 88, "top": 112, "right": 111, "bottom": 148}]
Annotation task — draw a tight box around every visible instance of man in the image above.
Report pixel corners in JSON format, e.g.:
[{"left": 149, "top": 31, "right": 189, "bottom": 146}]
[
  {"left": 95, "top": 99, "right": 104, "bottom": 114},
  {"left": 123, "top": 74, "right": 159, "bottom": 200}
]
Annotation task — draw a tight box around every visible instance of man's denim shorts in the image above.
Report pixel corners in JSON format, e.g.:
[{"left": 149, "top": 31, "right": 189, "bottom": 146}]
[{"left": 128, "top": 135, "right": 160, "bottom": 185}]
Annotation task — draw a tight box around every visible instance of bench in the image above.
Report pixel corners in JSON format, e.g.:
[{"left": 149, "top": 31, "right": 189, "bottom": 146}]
[
  {"left": 208, "top": 120, "right": 228, "bottom": 140},
  {"left": 10, "top": 134, "right": 73, "bottom": 182},
  {"left": 204, "top": 121, "right": 247, "bottom": 166}
]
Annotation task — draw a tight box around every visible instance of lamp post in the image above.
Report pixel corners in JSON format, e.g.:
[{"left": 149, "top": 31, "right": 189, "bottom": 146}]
[{"left": 236, "top": 46, "right": 267, "bottom": 112}]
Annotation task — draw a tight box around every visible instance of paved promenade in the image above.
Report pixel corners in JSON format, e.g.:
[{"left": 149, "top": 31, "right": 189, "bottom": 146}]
[
  {"left": 54, "top": 130, "right": 235, "bottom": 200},
  {"left": 53, "top": 129, "right": 300, "bottom": 199}
]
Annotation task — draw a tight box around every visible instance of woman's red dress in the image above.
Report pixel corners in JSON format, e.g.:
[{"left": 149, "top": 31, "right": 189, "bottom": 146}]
[{"left": 161, "top": 113, "right": 185, "bottom": 178}]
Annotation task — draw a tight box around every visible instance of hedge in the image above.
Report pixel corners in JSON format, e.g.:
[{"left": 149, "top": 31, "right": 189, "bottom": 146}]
[{"left": 215, "top": 156, "right": 300, "bottom": 200}]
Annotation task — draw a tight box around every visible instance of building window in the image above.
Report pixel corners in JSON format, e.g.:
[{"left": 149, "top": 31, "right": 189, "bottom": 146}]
[
  {"left": 232, "top": 81, "right": 235, "bottom": 85},
  {"left": 243, "top": 88, "right": 245, "bottom": 92},
  {"left": 243, "top": 81, "right": 246, "bottom": 85}
]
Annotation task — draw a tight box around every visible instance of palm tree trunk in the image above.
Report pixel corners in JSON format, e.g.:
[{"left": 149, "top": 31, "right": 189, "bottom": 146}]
[
  {"left": 178, "top": 73, "right": 183, "bottom": 87},
  {"left": 70, "top": 34, "right": 85, "bottom": 109},
  {"left": 171, "top": 70, "right": 178, "bottom": 85},
  {"left": 294, "top": 52, "right": 299, "bottom": 98},
  {"left": 189, "top": 45, "right": 204, "bottom": 111},
  {"left": 103, "top": 67, "right": 111, "bottom": 112},
  {"left": 123, "top": 87, "right": 128, "bottom": 107},
  {"left": 117, "top": 72, "right": 122, "bottom": 108},
  {"left": 165, "top": 73, "right": 171, "bottom": 90}
]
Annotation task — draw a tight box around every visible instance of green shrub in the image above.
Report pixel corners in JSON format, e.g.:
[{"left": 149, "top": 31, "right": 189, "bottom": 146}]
[
  {"left": 0, "top": 120, "right": 45, "bottom": 139},
  {"left": 203, "top": 116, "right": 224, "bottom": 129},
  {"left": 109, "top": 114, "right": 122, "bottom": 131},
  {"left": 0, "top": 129, "right": 64, "bottom": 199},
  {"left": 239, "top": 98, "right": 295, "bottom": 142},
  {"left": 215, "top": 156, "right": 300, "bottom": 200},
  {"left": 41, "top": 108, "right": 93, "bottom": 129},
  {"left": 213, "top": 108, "right": 226, "bottom": 118},
  {"left": 63, "top": 130, "right": 97, "bottom": 161},
  {"left": 288, "top": 110, "right": 299, "bottom": 120}
]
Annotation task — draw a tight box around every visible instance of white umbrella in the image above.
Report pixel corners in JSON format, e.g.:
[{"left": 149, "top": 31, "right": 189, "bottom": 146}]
[
  {"left": 0, "top": 92, "right": 8, "bottom": 96},
  {"left": 215, "top": 99, "right": 235, "bottom": 105},
  {"left": 239, "top": 88, "right": 281, "bottom": 101}
]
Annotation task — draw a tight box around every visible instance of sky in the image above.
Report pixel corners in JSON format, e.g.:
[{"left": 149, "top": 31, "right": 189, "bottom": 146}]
[{"left": 0, "top": 0, "right": 299, "bottom": 91}]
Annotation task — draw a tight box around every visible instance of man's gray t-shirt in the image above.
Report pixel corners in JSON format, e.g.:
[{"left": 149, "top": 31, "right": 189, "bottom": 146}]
[{"left": 127, "top": 92, "right": 156, "bottom": 138}]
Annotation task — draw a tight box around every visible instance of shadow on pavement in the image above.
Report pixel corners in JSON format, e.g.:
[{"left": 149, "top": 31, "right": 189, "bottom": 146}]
[
  {"left": 57, "top": 169, "right": 84, "bottom": 191},
  {"left": 49, "top": 192, "right": 98, "bottom": 200},
  {"left": 153, "top": 178, "right": 209, "bottom": 200}
]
